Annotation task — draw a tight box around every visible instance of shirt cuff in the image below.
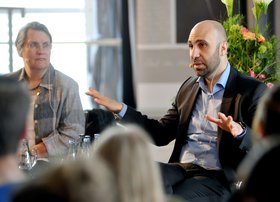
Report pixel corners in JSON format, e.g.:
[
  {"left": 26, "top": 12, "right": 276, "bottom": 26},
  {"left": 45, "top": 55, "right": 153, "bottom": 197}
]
[
  {"left": 115, "top": 103, "right": 127, "bottom": 119},
  {"left": 236, "top": 122, "right": 247, "bottom": 139}
]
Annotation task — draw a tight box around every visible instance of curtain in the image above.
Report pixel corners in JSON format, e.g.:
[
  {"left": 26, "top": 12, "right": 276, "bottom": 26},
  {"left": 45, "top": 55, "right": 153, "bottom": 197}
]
[
  {"left": 86, "top": 0, "right": 122, "bottom": 108},
  {"left": 86, "top": 0, "right": 136, "bottom": 109},
  {"left": 122, "top": 0, "right": 136, "bottom": 108}
]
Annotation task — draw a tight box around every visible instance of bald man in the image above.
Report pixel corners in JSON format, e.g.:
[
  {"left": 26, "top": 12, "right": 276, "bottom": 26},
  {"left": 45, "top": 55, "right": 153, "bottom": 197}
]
[{"left": 86, "top": 20, "right": 267, "bottom": 202}]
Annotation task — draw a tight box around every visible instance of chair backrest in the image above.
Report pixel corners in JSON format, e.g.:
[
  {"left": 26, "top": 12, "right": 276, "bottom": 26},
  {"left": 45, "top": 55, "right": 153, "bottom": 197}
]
[{"left": 84, "top": 108, "right": 116, "bottom": 141}]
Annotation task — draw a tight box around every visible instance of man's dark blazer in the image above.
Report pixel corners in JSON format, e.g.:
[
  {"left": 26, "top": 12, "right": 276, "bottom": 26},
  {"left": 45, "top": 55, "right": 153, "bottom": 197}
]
[{"left": 120, "top": 66, "right": 267, "bottom": 180}]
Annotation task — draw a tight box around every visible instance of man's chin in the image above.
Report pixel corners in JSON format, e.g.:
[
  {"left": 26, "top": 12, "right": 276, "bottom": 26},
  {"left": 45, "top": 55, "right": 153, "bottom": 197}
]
[{"left": 194, "top": 68, "right": 206, "bottom": 76}]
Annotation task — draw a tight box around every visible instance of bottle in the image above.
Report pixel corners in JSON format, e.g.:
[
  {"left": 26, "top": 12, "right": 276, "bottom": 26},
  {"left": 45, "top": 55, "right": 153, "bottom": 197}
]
[{"left": 79, "top": 135, "right": 91, "bottom": 159}]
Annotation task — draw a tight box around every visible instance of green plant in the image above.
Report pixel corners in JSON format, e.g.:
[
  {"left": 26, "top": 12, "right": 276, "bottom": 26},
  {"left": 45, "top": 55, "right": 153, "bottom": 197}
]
[{"left": 221, "top": 0, "right": 280, "bottom": 85}]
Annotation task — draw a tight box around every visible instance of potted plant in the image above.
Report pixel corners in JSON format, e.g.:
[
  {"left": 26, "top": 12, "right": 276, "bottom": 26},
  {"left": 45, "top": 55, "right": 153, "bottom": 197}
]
[{"left": 221, "top": 0, "right": 280, "bottom": 86}]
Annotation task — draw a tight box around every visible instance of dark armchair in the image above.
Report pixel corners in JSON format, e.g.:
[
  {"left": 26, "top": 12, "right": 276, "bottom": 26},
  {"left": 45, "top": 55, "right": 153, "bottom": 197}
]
[{"left": 84, "top": 108, "right": 116, "bottom": 141}]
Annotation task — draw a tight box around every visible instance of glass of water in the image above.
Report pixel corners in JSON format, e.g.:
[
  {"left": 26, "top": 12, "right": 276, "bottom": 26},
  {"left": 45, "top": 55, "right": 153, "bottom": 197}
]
[{"left": 18, "top": 139, "right": 37, "bottom": 171}]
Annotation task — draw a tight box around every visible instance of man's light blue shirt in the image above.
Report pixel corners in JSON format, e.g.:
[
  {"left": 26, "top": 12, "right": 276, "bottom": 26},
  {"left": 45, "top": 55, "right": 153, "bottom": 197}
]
[{"left": 180, "top": 63, "right": 230, "bottom": 169}]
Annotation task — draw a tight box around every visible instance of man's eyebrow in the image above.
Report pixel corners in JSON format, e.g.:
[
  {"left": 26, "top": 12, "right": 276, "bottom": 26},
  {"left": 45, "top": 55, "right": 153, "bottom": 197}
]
[
  {"left": 188, "top": 39, "right": 207, "bottom": 44},
  {"left": 195, "top": 39, "right": 207, "bottom": 43}
]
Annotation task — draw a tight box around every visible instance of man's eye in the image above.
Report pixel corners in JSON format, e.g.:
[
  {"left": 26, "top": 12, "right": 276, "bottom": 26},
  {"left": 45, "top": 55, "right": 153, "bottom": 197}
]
[{"left": 199, "top": 43, "right": 207, "bottom": 48}]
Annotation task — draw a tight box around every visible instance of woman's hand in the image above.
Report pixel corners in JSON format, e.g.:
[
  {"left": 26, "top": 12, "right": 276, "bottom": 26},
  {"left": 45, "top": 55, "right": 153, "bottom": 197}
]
[{"left": 31, "top": 142, "right": 48, "bottom": 158}]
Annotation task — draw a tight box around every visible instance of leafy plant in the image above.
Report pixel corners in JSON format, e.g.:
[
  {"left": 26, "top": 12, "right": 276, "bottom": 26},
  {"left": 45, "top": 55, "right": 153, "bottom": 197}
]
[{"left": 221, "top": 0, "right": 280, "bottom": 85}]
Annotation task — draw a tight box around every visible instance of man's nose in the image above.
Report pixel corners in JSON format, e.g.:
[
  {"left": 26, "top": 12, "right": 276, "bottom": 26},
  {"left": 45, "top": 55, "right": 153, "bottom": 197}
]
[{"left": 191, "top": 46, "right": 200, "bottom": 59}]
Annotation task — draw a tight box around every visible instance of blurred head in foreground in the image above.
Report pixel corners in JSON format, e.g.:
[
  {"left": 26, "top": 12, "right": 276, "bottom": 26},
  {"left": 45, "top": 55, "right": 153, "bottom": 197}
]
[{"left": 93, "top": 124, "right": 166, "bottom": 202}]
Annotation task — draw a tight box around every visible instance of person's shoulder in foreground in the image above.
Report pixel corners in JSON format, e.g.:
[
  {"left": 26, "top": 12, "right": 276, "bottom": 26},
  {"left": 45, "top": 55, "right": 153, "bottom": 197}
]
[{"left": 226, "top": 83, "right": 280, "bottom": 202}]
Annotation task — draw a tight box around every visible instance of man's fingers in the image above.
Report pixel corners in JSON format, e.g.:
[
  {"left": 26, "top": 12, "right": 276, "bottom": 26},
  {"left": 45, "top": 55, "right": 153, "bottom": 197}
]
[{"left": 205, "top": 115, "right": 220, "bottom": 124}]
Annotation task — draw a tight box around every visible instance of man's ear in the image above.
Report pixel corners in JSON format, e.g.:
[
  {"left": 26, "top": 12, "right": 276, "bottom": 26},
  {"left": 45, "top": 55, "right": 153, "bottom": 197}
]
[{"left": 220, "top": 41, "right": 228, "bottom": 56}]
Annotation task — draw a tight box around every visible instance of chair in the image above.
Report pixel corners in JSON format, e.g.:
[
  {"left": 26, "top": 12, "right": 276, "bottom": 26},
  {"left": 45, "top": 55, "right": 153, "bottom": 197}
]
[{"left": 84, "top": 108, "right": 116, "bottom": 141}]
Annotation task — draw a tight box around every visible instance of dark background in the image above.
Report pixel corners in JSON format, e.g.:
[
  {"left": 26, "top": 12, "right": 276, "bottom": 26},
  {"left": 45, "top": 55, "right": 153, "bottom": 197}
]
[{"left": 175, "top": 0, "right": 267, "bottom": 43}]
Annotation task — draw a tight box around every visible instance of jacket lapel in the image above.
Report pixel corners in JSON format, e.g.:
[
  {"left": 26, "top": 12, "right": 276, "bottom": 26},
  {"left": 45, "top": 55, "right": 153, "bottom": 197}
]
[{"left": 218, "top": 66, "right": 238, "bottom": 144}]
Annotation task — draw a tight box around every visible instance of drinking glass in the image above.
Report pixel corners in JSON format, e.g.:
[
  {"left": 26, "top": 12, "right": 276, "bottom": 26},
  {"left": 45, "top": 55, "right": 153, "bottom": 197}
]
[
  {"left": 18, "top": 139, "right": 37, "bottom": 171},
  {"left": 67, "top": 139, "right": 80, "bottom": 160}
]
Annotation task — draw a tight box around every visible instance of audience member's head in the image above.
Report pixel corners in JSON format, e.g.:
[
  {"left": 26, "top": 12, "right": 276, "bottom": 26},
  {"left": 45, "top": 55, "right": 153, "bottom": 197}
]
[
  {"left": 0, "top": 76, "right": 30, "bottom": 157},
  {"left": 228, "top": 84, "right": 280, "bottom": 202},
  {"left": 12, "top": 158, "right": 116, "bottom": 202},
  {"left": 93, "top": 124, "right": 167, "bottom": 202},
  {"left": 252, "top": 84, "right": 280, "bottom": 142}
]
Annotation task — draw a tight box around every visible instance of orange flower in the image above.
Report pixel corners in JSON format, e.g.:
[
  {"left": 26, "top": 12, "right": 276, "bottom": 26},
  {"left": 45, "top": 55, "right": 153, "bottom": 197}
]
[
  {"left": 240, "top": 27, "right": 256, "bottom": 40},
  {"left": 240, "top": 27, "right": 248, "bottom": 34},
  {"left": 240, "top": 27, "right": 265, "bottom": 43},
  {"left": 256, "top": 34, "right": 265, "bottom": 43}
]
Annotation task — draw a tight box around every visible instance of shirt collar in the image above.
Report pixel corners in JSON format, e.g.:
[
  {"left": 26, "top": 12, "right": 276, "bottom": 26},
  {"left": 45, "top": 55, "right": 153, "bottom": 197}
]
[
  {"left": 18, "top": 64, "right": 54, "bottom": 90},
  {"left": 217, "top": 62, "right": 230, "bottom": 88}
]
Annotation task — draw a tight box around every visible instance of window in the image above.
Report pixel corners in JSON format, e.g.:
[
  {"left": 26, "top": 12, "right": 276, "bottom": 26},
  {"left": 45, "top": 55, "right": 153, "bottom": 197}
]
[{"left": 0, "top": 0, "right": 122, "bottom": 110}]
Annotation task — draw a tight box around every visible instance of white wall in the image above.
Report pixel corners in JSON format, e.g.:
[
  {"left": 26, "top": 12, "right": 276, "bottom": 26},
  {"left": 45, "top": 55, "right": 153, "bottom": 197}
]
[
  {"left": 135, "top": 0, "right": 194, "bottom": 162},
  {"left": 135, "top": 0, "right": 193, "bottom": 116}
]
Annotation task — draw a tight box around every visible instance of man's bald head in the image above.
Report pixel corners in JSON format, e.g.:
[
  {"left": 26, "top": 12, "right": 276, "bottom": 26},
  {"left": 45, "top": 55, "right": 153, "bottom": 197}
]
[{"left": 190, "top": 20, "right": 227, "bottom": 43}]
